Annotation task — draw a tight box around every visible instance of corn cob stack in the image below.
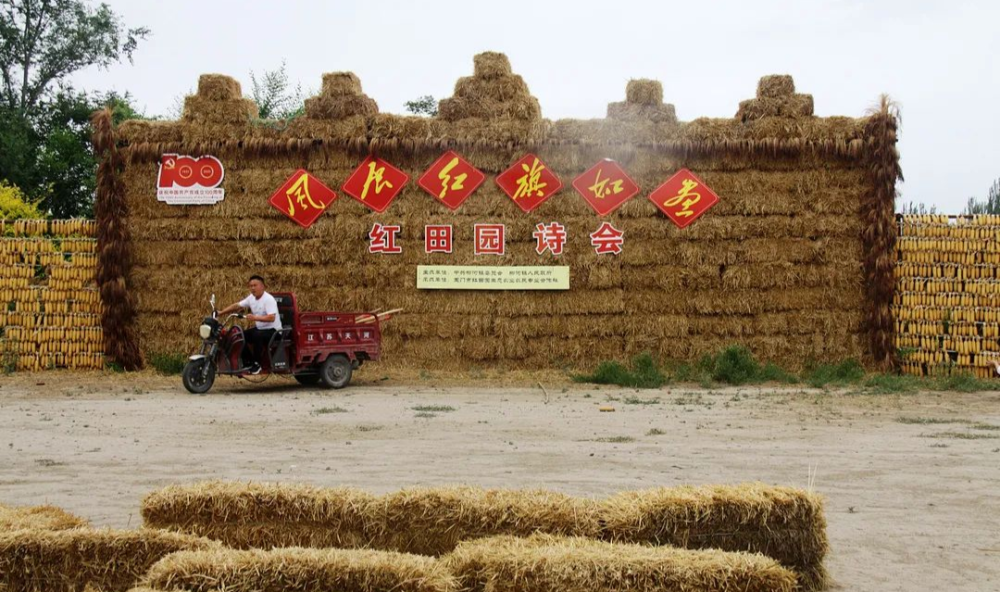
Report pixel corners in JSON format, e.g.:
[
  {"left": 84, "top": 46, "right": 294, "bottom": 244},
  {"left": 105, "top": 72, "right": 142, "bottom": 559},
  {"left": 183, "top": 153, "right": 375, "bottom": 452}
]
[
  {"left": 895, "top": 215, "right": 1000, "bottom": 378},
  {"left": 0, "top": 221, "right": 103, "bottom": 372}
]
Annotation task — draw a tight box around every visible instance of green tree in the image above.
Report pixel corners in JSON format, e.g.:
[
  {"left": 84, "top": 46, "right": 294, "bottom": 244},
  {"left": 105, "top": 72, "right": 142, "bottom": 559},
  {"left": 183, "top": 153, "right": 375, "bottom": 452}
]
[
  {"left": 963, "top": 179, "right": 1000, "bottom": 215},
  {"left": 0, "top": 0, "right": 149, "bottom": 117},
  {"left": 0, "top": 0, "right": 148, "bottom": 217},
  {"left": 405, "top": 94, "right": 438, "bottom": 117},
  {"left": 898, "top": 201, "right": 937, "bottom": 215},
  {"left": 248, "top": 60, "right": 305, "bottom": 120}
]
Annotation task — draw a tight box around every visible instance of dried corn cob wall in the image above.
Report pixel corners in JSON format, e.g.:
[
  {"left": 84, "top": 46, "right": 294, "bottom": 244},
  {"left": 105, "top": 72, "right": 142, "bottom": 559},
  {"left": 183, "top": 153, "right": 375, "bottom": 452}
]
[
  {"left": 895, "top": 214, "right": 1000, "bottom": 377},
  {"left": 0, "top": 219, "right": 103, "bottom": 371}
]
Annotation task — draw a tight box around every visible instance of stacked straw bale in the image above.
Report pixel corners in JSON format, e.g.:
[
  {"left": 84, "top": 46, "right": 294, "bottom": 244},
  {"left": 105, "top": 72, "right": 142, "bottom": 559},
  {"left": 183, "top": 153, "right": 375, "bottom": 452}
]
[
  {"left": 601, "top": 484, "right": 828, "bottom": 590},
  {"left": 895, "top": 214, "right": 1000, "bottom": 377},
  {"left": 110, "top": 52, "right": 895, "bottom": 370},
  {"left": 137, "top": 547, "right": 455, "bottom": 592},
  {"left": 140, "top": 481, "right": 377, "bottom": 550},
  {"left": 0, "top": 528, "right": 218, "bottom": 592},
  {"left": 445, "top": 533, "right": 798, "bottom": 592},
  {"left": 0, "top": 502, "right": 89, "bottom": 531},
  {"left": 140, "top": 481, "right": 827, "bottom": 588},
  {"left": 736, "top": 75, "right": 815, "bottom": 123}
]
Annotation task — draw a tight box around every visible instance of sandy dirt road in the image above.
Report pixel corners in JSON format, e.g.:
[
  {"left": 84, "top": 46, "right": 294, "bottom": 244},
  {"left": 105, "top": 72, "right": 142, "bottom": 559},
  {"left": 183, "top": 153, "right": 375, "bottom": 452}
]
[{"left": 0, "top": 371, "right": 998, "bottom": 591}]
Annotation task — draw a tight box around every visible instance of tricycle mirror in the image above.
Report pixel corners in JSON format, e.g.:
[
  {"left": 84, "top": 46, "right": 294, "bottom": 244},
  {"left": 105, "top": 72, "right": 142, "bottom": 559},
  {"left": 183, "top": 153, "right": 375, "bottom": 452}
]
[{"left": 210, "top": 294, "right": 216, "bottom": 310}]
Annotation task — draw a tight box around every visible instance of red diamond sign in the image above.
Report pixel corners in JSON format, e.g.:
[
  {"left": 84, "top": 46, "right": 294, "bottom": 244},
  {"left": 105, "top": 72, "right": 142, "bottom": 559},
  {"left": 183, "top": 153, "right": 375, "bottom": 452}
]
[
  {"left": 268, "top": 170, "right": 338, "bottom": 229},
  {"left": 417, "top": 151, "right": 486, "bottom": 211},
  {"left": 648, "top": 169, "right": 720, "bottom": 228},
  {"left": 342, "top": 156, "right": 409, "bottom": 213},
  {"left": 496, "top": 154, "right": 562, "bottom": 213},
  {"left": 572, "top": 159, "right": 639, "bottom": 216}
]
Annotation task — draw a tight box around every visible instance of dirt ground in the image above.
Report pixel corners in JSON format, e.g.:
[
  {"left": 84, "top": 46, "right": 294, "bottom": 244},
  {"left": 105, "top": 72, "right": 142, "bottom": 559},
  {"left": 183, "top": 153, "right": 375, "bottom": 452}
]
[{"left": 0, "top": 370, "right": 998, "bottom": 591}]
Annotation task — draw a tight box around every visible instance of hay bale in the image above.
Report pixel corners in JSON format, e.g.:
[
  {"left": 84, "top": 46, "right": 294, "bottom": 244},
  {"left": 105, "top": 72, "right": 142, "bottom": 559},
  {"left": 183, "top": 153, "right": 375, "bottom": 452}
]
[
  {"left": 0, "top": 502, "right": 89, "bottom": 531},
  {"left": 437, "top": 94, "right": 540, "bottom": 122},
  {"left": 181, "top": 97, "right": 257, "bottom": 124},
  {"left": 304, "top": 94, "right": 379, "bottom": 119},
  {"left": 625, "top": 78, "right": 663, "bottom": 105},
  {"left": 196, "top": 74, "right": 241, "bottom": 100},
  {"left": 782, "top": 94, "right": 815, "bottom": 117},
  {"left": 758, "top": 74, "right": 795, "bottom": 98},
  {"left": 600, "top": 484, "right": 829, "bottom": 590},
  {"left": 141, "top": 547, "right": 455, "bottom": 592},
  {"left": 445, "top": 533, "right": 797, "bottom": 592},
  {"left": 140, "top": 481, "right": 377, "bottom": 549},
  {"left": 0, "top": 528, "right": 218, "bottom": 592},
  {"left": 473, "top": 52, "right": 512, "bottom": 79},
  {"left": 606, "top": 102, "right": 678, "bottom": 124},
  {"left": 322, "top": 72, "right": 363, "bottom": 97},
  {"left": 371, "top": 487, "right": 602, "bottom": 555}
]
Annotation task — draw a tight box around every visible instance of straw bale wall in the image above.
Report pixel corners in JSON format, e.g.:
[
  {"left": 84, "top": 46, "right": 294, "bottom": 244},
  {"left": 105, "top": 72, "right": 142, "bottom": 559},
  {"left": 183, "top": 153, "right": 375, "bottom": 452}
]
[
  {"left": 895, "top": 214, "right": 1000, "bottom": 377},
  {"left": 106, "top": 52, "right": 901, "bottom": 370},
  {"left": 140, "top": 481, "right": 827, "bottom": 589},
  {"left": 0, "top": 220, "right": 102, "bottom": 371},
  {"left": 0, "top": 527, "right": 217, "bottom": 592}
]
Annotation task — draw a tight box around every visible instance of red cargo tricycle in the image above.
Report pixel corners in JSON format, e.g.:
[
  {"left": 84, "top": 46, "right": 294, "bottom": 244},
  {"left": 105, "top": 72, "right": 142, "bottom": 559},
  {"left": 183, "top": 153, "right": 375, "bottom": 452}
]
[{"left": 182, "top": 292, "right": 385, "bottom": 394}]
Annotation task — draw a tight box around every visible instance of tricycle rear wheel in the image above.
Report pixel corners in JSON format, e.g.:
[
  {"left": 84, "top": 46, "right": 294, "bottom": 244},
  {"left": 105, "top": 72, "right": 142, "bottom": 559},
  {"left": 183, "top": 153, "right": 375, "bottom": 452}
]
[
  {"left": 294, "top": 373, "right": 321, "bottom": 386},
  {"left": 182, "top": 358, "right": 216, "bottom": 394},
  {"left": 320, "top": 354, "right": 352, "bottom": 389}
]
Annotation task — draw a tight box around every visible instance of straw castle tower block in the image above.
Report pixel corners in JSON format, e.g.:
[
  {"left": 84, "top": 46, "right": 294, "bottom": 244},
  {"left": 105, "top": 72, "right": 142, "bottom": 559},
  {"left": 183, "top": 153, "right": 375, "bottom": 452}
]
[
  {"left": 736, "top": 75, "right": 815, "bottom": 122},
  {"left": 438, "top": 52, "right": 542, "bottom": 122},
  {"left": 182, "top": 74, "right": 258, "bottom": 125},
  {"left": 607, "top": 79, "right": 678, "bottom": 124},
  {"left": 304, "top": 73, "right": 379, "bottom": 120}
]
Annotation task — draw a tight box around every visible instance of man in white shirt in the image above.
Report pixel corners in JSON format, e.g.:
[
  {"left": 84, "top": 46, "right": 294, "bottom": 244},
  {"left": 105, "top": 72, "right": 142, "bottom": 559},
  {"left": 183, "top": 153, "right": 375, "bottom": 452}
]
[{"left": 217, "top": 275, "right": 282, "bottom": 374}]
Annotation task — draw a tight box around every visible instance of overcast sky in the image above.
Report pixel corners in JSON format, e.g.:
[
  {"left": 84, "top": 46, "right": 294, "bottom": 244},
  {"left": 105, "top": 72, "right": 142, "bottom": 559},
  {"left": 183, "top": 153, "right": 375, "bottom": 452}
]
[{"left": 71, "top": 0, "right": 999, "bottom": 213}]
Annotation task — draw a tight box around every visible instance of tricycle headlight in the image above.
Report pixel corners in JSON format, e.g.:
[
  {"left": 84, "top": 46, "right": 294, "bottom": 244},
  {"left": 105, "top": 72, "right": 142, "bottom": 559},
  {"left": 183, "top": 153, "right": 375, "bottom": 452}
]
[{"left": 199, "top": 324, "right": 212, "bottom": 339}]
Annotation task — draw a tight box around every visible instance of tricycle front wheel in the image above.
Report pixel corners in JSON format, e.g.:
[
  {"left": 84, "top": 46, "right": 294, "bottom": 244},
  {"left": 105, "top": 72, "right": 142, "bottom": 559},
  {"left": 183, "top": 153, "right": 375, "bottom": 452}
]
[
  {"left": 320, "top": 354, "right": 352, "bottom": 389},
  {"left": 182, "top": 358, "right": 216, "bottom": 394}
]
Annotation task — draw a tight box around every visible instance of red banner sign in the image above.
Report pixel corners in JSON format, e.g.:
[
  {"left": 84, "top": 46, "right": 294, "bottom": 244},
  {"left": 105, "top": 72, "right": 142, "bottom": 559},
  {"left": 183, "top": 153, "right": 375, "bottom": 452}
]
[
  {"left": 156, "top": 154, "right": 225, "bottom": 205},
  {"left": 417, "top": 151, "right": 485, "bottom": 210},
  {"left": 496, "top": 154, "right": 562, "bottom": 213},
  {"left": 648, "top": 169, "right": 719, "bottom": 228},
  {"left": 572, "top": 160, "right": 639, "bottom": 217},
  {"left": 268, "top": 170, "right": 339, "bottom": 228},
  {"left": 342, "top": 156, "right": 409, "bottom": 213}
]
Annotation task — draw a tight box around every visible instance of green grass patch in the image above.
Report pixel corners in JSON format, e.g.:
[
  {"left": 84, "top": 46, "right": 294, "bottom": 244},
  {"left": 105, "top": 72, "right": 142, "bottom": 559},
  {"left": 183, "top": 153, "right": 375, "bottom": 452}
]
[
  {"left": 572, "top": 352, "right": 667, "bottom": 389},
  {"left": 696, "top": 346, "right": 798, "bottom": 386},
  {"left": 623, "top": 396, "right": 661, "bottom": 405},
  {"left": 595, "top": 436, "right": 635, "bottom": 443},
  {"left": 804, "top": 359, "right": 865, "bottom": 388},
  {"left": 414, "top": 412, "right": 438, "bottom": 418},
  {"left": 311, "top": 406, "right": 348, "bottom": 415},
  {"left": 970, "top": 423, "right": 1000, "bottom": 431},
  {"left": 923, "top": 431, "right": 999, "bottom": 440},
  {"left": 645, "top": 428, "right": 666, "bottom": 436},
  {"left": 897, "top": 417, "right": 969, "bottom": 425},
  {"left": 931, "top": 373, "right": 1000, "bottom": 393},
  {"left": 149, "top": 352, "right": 187, "bottom": 376},
  {"left": 412, "top": 405, "right": 456, "bottom": 412}
]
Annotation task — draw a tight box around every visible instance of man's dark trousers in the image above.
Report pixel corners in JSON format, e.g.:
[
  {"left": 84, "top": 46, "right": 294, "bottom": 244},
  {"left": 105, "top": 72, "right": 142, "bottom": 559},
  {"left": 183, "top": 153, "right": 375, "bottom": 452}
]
[{"left": 242, "top": 327, "right": 276, "bottom": 369}]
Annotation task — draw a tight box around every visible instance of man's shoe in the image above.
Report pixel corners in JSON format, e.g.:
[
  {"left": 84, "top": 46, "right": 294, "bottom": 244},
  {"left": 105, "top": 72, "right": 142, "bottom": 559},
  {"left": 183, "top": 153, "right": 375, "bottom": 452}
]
[{"left": 249, "top": 363, "right": 262, "bottom": 375}]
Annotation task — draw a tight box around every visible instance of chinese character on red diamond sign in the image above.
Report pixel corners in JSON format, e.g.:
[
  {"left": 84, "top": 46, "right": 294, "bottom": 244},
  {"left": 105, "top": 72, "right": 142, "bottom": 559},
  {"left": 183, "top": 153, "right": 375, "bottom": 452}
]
[
  {"left": 590, "top": 222, "right": 624, "bottom": 255},
  {"left": 425, "top": 225, "right": 453, "bottom": 254},
  {"left": 648, "top": 169, "right": 719, "bottom": 228},
  {"left": 495, "top": 154, "right": 563, "bottom": 213},
  {"left": 533, "top": 221, "right": 567, "bottom": 255},
  {"left": 342, "top": 156, "right": 410, "bottom": 213},
  {"left": 417, "top": 151, "right": 486, "bottom": 210},
  {"left": 268, "top": 170, "right": 339, "bottom": 229},
  {"left": 571, "top": 160, "right": 639, "bottom": 217},
  {"left": 474, "top": 224, "right": 505, "bottom": 256},
  {"left": 369, "top": 223, "right": 402, "bottom": 254}
]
